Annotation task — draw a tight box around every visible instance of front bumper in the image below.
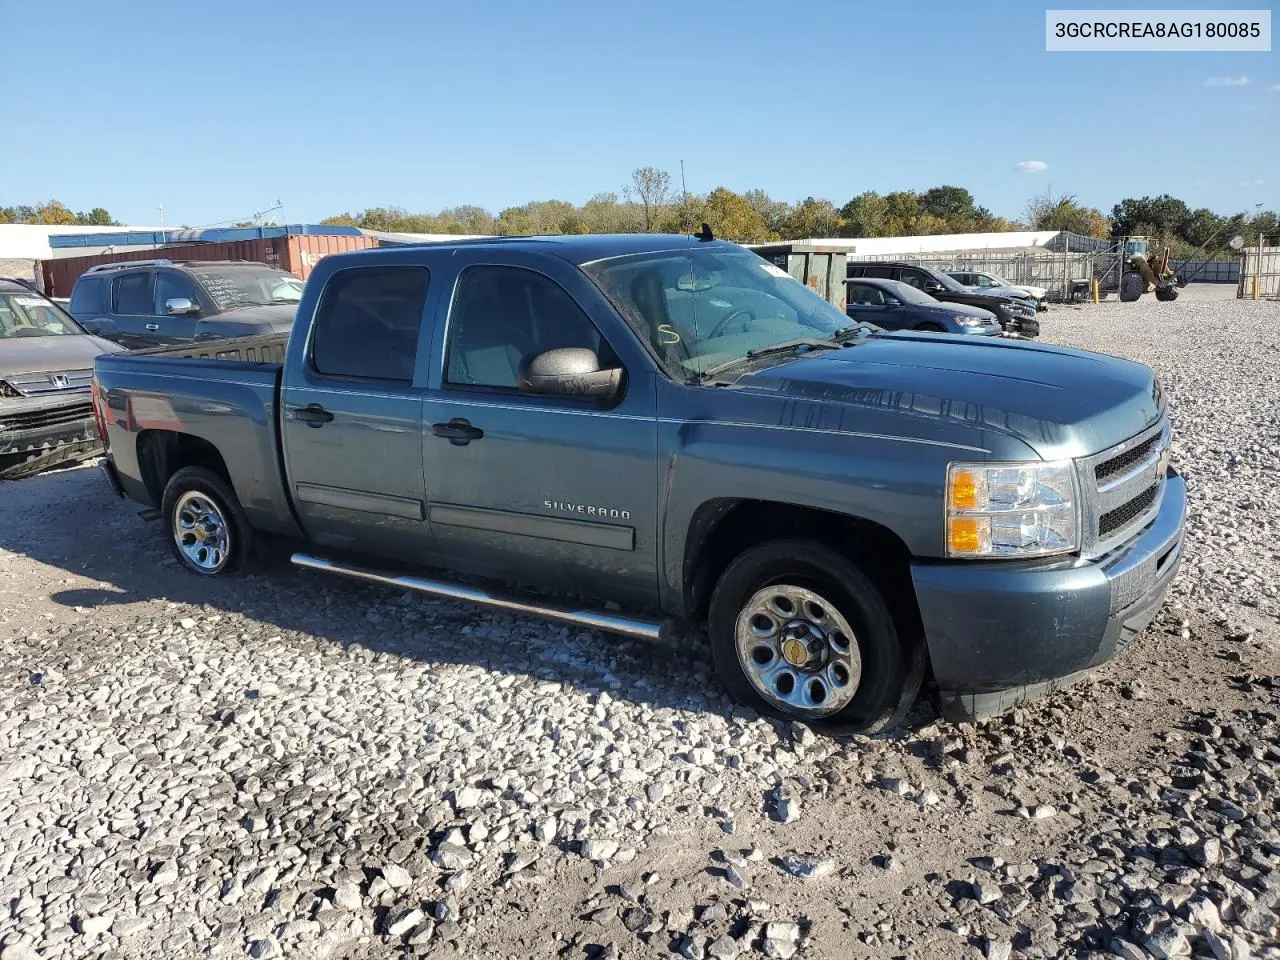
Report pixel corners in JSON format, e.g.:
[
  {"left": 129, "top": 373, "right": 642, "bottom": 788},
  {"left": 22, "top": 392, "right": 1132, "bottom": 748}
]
[
  {"left": 911, "top": 467, "right": 1186, "bottom": 721},
  {"left": 0, "top": 401, "right": 102, "bottom": 480}
]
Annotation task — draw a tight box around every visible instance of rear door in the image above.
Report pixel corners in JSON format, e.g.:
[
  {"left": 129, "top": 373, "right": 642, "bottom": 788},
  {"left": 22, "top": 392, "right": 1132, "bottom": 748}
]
[
  {"left": 108, "top": 270, "right": 157, "bottom": 348},
  {"left": 279, "top": 261, "right": 438, "bottom": 562},
  {"left": 419, "top": 252, "right": 659, "bottom": 605}
]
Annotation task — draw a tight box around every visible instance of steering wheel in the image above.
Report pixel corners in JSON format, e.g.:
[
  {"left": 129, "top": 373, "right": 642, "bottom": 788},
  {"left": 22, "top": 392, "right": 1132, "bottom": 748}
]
[{"left": 706, "top": 308, "right": 756, "bottom": 341}]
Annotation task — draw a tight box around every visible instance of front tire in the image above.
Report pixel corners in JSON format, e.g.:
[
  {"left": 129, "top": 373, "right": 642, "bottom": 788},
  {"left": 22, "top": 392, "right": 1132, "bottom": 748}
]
[
  {"left": 708, "top": 540, "right": 909, "bottom": 731},
  {"left": 161, "top": 466, "right": 253, "bottom": 576},
  {"left": 1119, "top": 271, "right": 1146, "bottom": 302}
]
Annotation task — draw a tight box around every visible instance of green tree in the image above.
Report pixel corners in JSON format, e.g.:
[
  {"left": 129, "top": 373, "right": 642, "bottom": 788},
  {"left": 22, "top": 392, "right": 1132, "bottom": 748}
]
[
  {"left": 919, "top": 185, "right": 977, "bottom": 226},
  {"left": 1109, "top": 195, "right": 1192, "bottom": 239},
  {"left": 778, "top": 197, "right": 839, "bottom": 239},
  {"left": 838, "top": 191, "right": 887, "bottom": 237},
  {"left": 700, "top": 187, "right": 769, "bottom": 240},
  {"left": 742, "top": 189, "right": 790, "bottom": 236},
  {"left": 320, "top": 213, "right": 360, "bottom": 226},
  {"left": 74, "top": 207, "right": 117, "bottom": 226}
]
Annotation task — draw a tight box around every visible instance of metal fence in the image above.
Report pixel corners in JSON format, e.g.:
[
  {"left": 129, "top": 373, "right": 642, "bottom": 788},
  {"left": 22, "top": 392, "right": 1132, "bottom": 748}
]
[
  {"left": 853, "top": 250, "right": 1096, "bottom": 301},
  {"left": 1238, "top": 246, "right": 1280, "bottom": 299}
]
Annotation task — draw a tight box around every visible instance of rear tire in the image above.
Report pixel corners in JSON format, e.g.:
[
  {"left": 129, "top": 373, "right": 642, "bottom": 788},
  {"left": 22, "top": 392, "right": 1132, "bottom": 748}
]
[
  {"left": 161, "top": 466, "right": 253, "bottom": 576},
  {"left": 708, "top": 540, "right": 910, "bottom": 732},
  {"left": 1155, "top": 285, "right": 1179, "bottom": 302}
]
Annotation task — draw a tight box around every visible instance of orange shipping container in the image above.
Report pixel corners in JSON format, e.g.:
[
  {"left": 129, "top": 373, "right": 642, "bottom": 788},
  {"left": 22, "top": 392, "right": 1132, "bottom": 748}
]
[{"left": 42, "top": 233, "right": 377, "bottom": 297}]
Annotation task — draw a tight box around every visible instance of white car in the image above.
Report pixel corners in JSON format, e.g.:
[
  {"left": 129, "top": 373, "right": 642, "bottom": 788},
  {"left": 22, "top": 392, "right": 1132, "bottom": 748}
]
[{"left": 947, "top": 271, "right": 1047, "bottom": 304}]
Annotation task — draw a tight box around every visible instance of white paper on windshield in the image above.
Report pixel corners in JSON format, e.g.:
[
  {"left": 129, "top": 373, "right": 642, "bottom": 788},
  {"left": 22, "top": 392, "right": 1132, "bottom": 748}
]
[
  {"left": 13, "top": 296, "right": 47, "bottom": 308},
  {"left": 759, "top": 263, "right": 791, "bottom": 280}
]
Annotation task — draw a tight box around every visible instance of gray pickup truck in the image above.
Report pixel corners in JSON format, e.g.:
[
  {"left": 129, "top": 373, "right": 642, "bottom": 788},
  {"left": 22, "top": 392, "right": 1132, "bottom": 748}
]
[{"left": 92, "top": 234, "right": 1186, "bottom": 729}]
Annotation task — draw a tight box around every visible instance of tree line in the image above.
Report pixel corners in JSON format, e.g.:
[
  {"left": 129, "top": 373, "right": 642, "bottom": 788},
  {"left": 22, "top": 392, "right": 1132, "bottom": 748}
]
[
  {"left": 0, "top": 201, "right": 118, "bottom": 226},
  {"left": 321, "top": 168, "right": 1274, "bottom": 258}
]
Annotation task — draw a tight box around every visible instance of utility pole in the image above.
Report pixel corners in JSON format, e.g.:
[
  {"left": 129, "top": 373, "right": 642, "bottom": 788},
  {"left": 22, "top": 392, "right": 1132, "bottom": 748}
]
[{"left": 157, "top": 203, "right": 166, "bottom": 242}]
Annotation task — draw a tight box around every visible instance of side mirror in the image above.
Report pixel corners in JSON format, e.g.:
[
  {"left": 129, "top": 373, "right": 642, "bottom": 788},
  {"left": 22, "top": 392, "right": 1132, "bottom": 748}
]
[
  {"left": 164, "top": 297, "right": 199, "bottom": 316},
  {"left": 924, "top": 282, "right": 945, "bottom": 294},
  {"left": 884, "top": 297, "right": 902, "bottom": 307},
  {"left": 518, "top": 347, "right": 622, "bottom": 400},
  {"left": 82, "top": 321, "right": 102, "bottom": 335}
]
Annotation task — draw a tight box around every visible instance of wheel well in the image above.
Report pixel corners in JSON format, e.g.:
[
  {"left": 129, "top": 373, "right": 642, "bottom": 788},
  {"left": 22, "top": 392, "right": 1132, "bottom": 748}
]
[
  {"left": 685, "top": 499, "right": 924, "bottom": 646},
  {"left": 136, "top": 431, "right": 232, "bottom": 506},
  {"left": 915, "top": 322, "right": 945, "bottom": 332}
]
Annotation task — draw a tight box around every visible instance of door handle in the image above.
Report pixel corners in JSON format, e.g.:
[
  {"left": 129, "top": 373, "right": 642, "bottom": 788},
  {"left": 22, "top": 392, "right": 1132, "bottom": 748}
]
[
  {"left": 292, "top": 403, "right": 334, "bottom": 427},
  {"left": 431, "top": 418, "right": 483, "bottom": 445},
  {"left": 145, "top": 323, "right": 159, "bottom": 332}
]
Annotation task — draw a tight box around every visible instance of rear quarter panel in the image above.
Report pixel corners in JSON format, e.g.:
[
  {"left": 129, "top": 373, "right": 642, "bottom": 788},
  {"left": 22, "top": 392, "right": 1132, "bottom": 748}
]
[{"left": 94, "top": 353, "right": 299, "bottom": 536}]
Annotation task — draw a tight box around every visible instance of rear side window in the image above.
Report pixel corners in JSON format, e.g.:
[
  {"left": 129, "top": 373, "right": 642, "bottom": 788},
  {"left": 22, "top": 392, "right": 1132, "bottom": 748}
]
[
  {"left": 69, "top": 276, "right": 107, "bottom": 314},
  {"left": 860, "top": 266, "right": 896, "bottom": 280},
  {"left": 311, "top": 266, "right": 429, "bottom": 382},
  {"left": 112, "top": 273, "right": 154, "bottom": 314}
]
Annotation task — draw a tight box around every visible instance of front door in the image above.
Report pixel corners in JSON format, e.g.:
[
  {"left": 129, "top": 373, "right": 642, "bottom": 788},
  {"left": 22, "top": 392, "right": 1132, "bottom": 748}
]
[
  {"left": 148, "top": 269, "right": 203, "bottom": 344},
  {"left": 279, "top": 263, "right": 436, "bottom": 562},
  {"left": 420, "top": 258, "right": 659, "bottom": 606},
  {"left": 108, "top": 270, "right": 157, "bottom": 348},
  {"left": 845, "top": 281, "right": 899, "bottom": 329}
]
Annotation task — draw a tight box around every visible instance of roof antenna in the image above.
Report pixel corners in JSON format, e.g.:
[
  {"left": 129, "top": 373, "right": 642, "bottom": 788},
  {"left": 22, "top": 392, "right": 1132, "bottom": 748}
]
[{"left": 694, "top": 222, "right": 714, "bottom": 242}]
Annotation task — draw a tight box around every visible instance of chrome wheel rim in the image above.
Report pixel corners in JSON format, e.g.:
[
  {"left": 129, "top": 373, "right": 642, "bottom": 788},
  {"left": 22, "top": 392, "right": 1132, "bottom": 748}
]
[
  {"left": 173, "top": 491, "right": 230, "bottom": 572},
  {"left": 734, "top": 584, "right": 861, "bottom": 718}
]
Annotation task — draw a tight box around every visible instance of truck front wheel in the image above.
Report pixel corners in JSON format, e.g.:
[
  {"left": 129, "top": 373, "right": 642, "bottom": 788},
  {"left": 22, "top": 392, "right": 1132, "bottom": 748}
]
[
  {"left": 708, "top": 540, "right": 908, "bottom": 731},
  {"left": 161, "top": 466, "right": 253, "bottom": 576}
]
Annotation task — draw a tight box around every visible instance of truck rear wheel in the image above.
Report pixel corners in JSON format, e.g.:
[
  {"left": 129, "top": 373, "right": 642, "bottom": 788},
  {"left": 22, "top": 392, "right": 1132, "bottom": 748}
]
[
  {"left": 161, "top": 466, "right": 253, "bottom": 576},
  {"left": 708, "top": 540, "right": 909, "bottom": 732}
]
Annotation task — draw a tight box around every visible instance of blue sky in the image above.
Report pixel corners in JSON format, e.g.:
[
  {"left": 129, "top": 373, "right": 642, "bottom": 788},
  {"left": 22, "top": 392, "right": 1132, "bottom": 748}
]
[{"left": 3, "top": 0, "right": 1275, "bottom": 226}]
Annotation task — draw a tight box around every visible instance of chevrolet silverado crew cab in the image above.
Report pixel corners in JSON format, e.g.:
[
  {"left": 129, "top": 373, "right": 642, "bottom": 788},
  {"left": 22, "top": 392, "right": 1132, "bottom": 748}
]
[{"left": 92, "top": 234, "right": 1185, "bottom": 729}]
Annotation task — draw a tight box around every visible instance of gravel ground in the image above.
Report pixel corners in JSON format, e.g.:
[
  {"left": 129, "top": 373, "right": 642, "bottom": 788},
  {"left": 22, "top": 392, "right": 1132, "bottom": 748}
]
[{"left": 1, "top": 284, "right": 1277, "bottom": 960}]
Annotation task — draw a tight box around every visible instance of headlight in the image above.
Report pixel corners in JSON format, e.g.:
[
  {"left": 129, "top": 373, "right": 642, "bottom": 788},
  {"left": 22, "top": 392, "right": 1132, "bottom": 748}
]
[
  {"left": 955, "top": 316, "right": 985, "bottom": 327},
  {"left": 945, "top": 460, "right": 1078, "bottom": 558}
]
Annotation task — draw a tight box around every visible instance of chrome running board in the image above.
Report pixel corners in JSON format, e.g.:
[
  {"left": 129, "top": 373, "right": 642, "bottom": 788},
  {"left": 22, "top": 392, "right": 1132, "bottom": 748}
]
[{"left": 291, "top": 552, "right": 666, "bottom": 641}]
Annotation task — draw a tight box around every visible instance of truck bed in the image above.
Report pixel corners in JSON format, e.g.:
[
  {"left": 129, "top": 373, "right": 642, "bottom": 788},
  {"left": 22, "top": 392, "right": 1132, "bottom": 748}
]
[
  {"left": 94, "top": 334, "right": 297, "bottom": 537},
  {"left": 124, "top": 332, "right": 290, "bottom": 364}
]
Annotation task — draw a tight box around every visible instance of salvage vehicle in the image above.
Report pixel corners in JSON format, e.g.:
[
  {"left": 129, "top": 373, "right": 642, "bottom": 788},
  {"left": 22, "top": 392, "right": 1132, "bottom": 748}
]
[
  {"left": 68, "top": 259, "right": 303, "bottom": 350},
  {"left": 845, "top": 278, "right": 1002, "bottom": 336},
  {"left": 946, "top": 270, "right": 1049, "bottom": 310},
  {"left": 93, "top": 233, "right": 1185, "bottom": 729},
  {"left": 847, "top": 262, "right": 1040, "bottom": 336},
  {"left": 1, "top": 278, "right": 123, "bottom": 479}
]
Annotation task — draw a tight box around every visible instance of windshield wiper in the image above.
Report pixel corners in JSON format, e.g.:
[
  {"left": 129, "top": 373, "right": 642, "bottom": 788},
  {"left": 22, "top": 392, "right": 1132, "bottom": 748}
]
[
  {"left": 829, "top": 323, "right": 882, "bottom": 342},
  {"left": 697, "top": 338, "right": 838, "bottom": 382}
]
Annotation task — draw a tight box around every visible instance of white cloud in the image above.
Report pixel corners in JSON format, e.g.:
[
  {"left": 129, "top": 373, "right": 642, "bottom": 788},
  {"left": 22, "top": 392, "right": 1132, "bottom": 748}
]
[
  {"left": 1014, "top": 160, "right": 1048, "bottom": 174},
  {"left": 1242, "top": 179, "right": 1265, "bottom": 187},
  {"left": 1205, "top": 75, "right": 1249, "bottom": 86},
  {"left": 1269, "top": 84, "right": 1280, "bottom": 92}
]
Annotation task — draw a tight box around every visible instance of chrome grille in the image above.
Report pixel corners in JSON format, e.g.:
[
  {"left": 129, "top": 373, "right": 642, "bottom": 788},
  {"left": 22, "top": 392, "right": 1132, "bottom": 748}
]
[
  {"left": 0, "top": 402, "right": 93, "bottom": 433},
  {"left": 0, "top": 369, "right": 93, "bottom": 397},
  {"left": 1078, "top": 417, "right": 1170, "bottom": 557}
]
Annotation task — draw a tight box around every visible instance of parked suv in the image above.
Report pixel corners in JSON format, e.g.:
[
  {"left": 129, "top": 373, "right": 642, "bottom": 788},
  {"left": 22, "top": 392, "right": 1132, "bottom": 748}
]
[
  {"left": 845, "top": 278, "right": 1002, "bottom": 336},
  {"left": 68, "top": 259, "right": 304, "bottom": 349},
  {"left": 847, "top": 262, "right": 1040, "bottom": 336}
]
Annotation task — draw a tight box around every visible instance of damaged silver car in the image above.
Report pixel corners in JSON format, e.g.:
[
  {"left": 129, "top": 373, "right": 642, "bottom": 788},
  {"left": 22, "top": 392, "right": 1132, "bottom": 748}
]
[{"left": 0, "top": 279, "right": 123, "bottom": 480}]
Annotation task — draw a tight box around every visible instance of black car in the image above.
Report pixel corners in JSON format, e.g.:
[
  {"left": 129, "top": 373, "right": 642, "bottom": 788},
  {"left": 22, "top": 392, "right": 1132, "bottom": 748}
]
[
  {"left": 845, "top": 278, "right": 1002, "bottom": 336},
  {"left": 846, "top": 261, "right": 1040, "bottom": 337},
  {"left": 67, "top": 259, "right": 304, "bottom": 350}
]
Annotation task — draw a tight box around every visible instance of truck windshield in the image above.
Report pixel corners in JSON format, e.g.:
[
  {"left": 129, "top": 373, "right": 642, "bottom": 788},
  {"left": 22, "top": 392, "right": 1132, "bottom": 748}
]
[
  {"left": 584, "top": 248, "right": 851, "bottom": 379},
  {"left": 186, "top": 266, "right": 305, "bottom": 310},
  {"left": 0, "top": 292, "right": 86, "bottom": 338}
]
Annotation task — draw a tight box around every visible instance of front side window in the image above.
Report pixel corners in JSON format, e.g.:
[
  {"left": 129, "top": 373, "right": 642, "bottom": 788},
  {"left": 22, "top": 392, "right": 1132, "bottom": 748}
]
[
  {"left": 0, "top": 292, "right": 84, "bottom": 338},
  {"left": 155, "top": 272, "right": 201, "bottom": 313},
  {"left": 112, "top": 273, "right": 154, "bottom": 314},
  {"left": 860, "top": 265, "right": 895, "bottom": 280},
  {"left": 584, "top": 248, "right": 851, "bottom": 380},
  {"left": 310, "top": 267, "right": 429, "bottom": 382},
  {"left": 846, "top": 283, "right": 885, "bottom": 306},
  {"left": 446, "top": 265, "right": 613, "bottom": 390}
]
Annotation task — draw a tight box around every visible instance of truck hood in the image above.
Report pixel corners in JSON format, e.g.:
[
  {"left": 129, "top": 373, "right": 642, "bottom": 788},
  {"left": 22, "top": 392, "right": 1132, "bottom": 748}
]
[
  {"left": 0, "top": 334, "right": 123, "bottom": 378},
  {"left": 738, "top": 334, "right": 1163, "bottom": 459}
]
